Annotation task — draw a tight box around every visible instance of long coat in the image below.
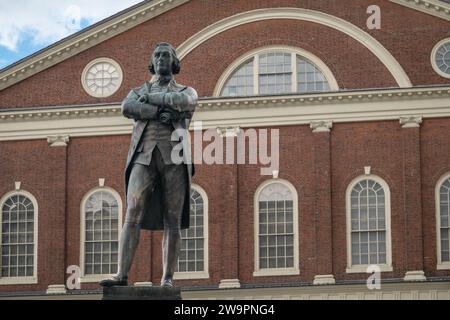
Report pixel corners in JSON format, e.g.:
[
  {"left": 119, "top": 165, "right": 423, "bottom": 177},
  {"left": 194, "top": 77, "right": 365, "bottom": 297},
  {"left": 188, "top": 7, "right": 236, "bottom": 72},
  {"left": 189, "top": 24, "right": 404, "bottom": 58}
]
[{"left": 122, "top": 80, "right": 197, "bottom": 230}]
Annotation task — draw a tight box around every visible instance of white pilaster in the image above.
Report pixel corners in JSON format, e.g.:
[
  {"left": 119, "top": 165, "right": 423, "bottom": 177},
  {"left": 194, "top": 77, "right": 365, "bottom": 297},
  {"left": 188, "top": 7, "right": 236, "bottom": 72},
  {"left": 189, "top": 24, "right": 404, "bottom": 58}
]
[
  {"left": 47, "top": 135, "right": 70, "bottom": 147},
  {"left": 219, "top": 279, "right": 241, "bottom": 289},
  {"left": 46, "top": 284, "right": 67, "bottom": 295},
  {"left": 399, "top": 115, "right": 422, "bottom": 128},
  {"left": 313, "top": 274, "right": 336, "bottom": 285},
  {"left": 310, "top": 120, "right": 333, "bottom": 133},
  {"left": 404, "top": 270, "right": 427, "bottom": 282}
]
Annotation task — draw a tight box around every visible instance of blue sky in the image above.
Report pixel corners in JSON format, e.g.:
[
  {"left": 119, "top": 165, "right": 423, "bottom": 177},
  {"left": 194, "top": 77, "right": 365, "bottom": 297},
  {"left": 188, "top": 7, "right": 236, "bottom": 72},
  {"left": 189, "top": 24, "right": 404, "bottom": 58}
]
[{"left": 0, "top": 0, "right": 142, "bottom": 70}]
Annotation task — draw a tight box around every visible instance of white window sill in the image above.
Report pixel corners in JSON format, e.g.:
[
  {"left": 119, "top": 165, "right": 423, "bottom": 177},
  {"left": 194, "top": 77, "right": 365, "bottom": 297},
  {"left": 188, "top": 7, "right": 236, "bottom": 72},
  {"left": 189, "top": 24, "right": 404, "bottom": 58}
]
[
  {"left": 437, "top": 263, "right": 450, "bottom": 270},
  {"left": 174, "top": 271, "right": 210, "bottom": 280},
  {"left": 0, "top": 277, "right": 38, "bottom": 285},
  {"left": 253, "top": 268, "right": 300, "bottom": 277},
  {"left": 346, "top": 265, "right": 393, "bottom": 274}
]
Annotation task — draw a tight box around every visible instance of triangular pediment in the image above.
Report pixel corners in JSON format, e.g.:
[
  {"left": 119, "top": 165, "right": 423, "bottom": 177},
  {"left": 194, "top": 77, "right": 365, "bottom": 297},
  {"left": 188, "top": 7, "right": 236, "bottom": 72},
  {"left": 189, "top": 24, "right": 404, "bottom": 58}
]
[{"left": 0, "top": 0, "right": 189, "bottom": 91}]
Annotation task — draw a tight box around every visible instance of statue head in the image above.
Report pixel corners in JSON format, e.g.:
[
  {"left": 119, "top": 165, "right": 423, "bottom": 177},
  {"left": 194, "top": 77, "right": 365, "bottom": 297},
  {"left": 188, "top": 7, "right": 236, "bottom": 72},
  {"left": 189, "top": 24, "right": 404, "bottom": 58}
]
[{"left": 148, "top": 42, "right": 181, "bottom": 76}]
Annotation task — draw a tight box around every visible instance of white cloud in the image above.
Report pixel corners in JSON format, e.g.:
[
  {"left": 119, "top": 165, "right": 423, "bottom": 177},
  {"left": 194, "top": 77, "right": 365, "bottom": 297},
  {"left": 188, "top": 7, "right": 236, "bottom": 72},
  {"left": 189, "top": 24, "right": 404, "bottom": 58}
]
[{"left": 0, "top": 0, "right": 142, "bottom": 51}]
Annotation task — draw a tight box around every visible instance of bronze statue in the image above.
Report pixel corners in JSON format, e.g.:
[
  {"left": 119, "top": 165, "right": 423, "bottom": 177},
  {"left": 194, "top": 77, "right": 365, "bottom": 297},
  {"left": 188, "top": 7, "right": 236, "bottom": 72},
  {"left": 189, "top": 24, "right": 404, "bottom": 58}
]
[{"left": 99, "top": 42, "right": 198, "bottom": 287}]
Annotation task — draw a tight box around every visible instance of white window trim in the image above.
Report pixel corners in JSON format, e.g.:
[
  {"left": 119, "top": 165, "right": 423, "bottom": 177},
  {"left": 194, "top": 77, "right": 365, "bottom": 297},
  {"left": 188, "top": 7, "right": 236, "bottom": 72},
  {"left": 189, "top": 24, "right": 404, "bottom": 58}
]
[
  {"left": 436, "top": 172, "right": 450, "bottom": 270},
  {"left": 79, "top": 186, "right": 123, "bottom": 283},
  {"left": 81, "top": 57, "right": 124, "bottom": 98},
  {"left": 0, "top": 190, "right": 38, "bottom": 285},
  {"left": 214, "top": 45, "right": 339, "bottom": 97},
  {"left": 345, "top": 174, "right": 393, "bottom": 274},
  {"left": 431, "top": 38, "right": 450, "bottom": 79},
  {"left": 253, "top": 179, "right": 300, "bottom": 277},
  {"left": 174, "top": 184, "right": 210, "bottom": 280},
  {"left": 346, "top": 265, "right": 393, "bottom": 274}
]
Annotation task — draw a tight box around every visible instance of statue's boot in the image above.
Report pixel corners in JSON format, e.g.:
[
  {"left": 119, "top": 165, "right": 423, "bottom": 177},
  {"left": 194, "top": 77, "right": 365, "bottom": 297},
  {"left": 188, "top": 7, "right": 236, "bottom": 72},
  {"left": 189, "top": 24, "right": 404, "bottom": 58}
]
[
  {"left": 99, "top": 222, "right": 141, "bottom": 287},
  {"left": 99, "top": 275, "right": 128, "bottom": 287},
  {"left": 160, "top": 228, "right": 181, "bottom": 287}
]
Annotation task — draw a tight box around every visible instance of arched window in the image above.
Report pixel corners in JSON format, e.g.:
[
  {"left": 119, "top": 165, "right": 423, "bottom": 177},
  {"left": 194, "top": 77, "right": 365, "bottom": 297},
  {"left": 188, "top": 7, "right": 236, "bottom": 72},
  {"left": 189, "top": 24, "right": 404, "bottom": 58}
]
[
  {"left": 254, "top": 180, "right": 299, "bottom": 276},
  {"left": 216, "top": 46, "right": 338, "bottom": 97},
  {"left": 0, "top": 191, "right": 38, "bottom": 284},
  {"left": 436, "top": 173, "right": 450, "bottom": 269},
  {"left": 80, "top": 188, "right": 122, "bottom": 281},
  {"left": 175, "top": 185, "right": 209, "bottom": 280},
  {"left": 346, "top": 175, "right": 392, "bottom": 273}
]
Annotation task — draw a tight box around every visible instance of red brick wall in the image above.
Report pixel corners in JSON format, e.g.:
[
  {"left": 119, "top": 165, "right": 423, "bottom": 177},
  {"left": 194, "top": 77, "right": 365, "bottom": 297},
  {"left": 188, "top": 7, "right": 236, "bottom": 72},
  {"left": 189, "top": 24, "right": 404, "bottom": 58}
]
[
  {"left": 1, "top": 0, "right": 450, "bottom": 293},
  {"left": 236, "top": 125, "right": 317, "bottom": 284},
  {"left": 1, "top": 0, "right": 450, "bottom": 109},
  {"left": 331, "top": 121, "right": 406, "bottom": 280},
  {"left": 421, "top": 118, "right": 450, "bottom": 277},
  {"left": 1, "top": 118, "right": 450, "bottom": 292},
  {"left": 0, "top": 140, "right": 67, "bottom": 292}
]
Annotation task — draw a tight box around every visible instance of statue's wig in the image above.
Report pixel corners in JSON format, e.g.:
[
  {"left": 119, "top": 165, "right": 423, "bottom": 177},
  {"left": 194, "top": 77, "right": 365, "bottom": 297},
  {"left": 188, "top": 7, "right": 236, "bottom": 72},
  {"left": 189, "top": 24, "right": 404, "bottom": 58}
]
[{"left": 148, "top": 42, "right": 181, "bottom": 75}]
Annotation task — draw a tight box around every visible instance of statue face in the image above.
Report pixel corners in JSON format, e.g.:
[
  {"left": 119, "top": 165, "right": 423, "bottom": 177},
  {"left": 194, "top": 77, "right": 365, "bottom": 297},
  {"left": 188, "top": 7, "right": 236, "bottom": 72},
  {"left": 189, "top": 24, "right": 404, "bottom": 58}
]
[{"left": 152, "top": 46, "right": 173, "bottom": 76}]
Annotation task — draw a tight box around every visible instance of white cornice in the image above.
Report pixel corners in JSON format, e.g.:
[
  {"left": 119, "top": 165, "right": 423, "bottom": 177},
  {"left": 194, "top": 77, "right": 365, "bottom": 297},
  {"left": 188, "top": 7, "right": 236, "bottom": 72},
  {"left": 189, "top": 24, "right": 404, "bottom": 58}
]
[
  {"left": 0, "top": 86, "right": 449, "bottom": 141},
  {"left": 0, "top": 0, "right": 189, "bottom": 91},
  {"left": 389, "top": 0, "right": 450, "bottom": 21}
]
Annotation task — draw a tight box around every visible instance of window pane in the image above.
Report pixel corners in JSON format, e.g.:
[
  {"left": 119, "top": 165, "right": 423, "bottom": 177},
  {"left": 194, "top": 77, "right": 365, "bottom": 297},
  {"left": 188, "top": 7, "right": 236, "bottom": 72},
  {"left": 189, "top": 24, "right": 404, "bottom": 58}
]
[
  {"left": 1, "top": 194, "right": 35, "bottom": 278},
  {"left": 297, "top": 57, "right": 330, "bottom": 93},
  {"left": 259, "top": 53, "right": 292, "bottom": 95},
  {"left": 221, "top": 59, "right": 254, "bottom": 97},
  {"left": 257, "top": 182, "right": 295, "bottom": 270},
  {"left": 83, "top": 191, "right": 120, "bottom": 275},
  {"left": 177, "top": 188, "right": 206, "bottom": 273}
]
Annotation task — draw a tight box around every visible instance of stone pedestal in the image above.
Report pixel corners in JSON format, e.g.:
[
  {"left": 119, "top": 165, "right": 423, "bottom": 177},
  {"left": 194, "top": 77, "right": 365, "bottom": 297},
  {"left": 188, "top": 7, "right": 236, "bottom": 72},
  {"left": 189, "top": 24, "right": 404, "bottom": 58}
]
[{"left": 102, "top": 286, "right": 181, "bottom": 300}]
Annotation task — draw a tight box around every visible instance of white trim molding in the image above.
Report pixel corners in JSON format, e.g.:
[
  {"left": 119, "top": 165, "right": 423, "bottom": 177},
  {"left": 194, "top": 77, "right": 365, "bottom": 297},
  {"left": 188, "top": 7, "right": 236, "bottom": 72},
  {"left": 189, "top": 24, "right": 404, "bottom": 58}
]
[
  {"left": 313, "top": 274, "right": 336, "bottom": 285},
  {"left": 345, "top": 174, "right": 393, "bottom": 274},
  {"left": 0, "top": 86, "right": 450, "bottom": 142},
  {"left": 404, "top": 270, "right": 427, "bottom": 281},
  {"left": 216, "top": 126, "right": 241, "bottom": 138},
  {"left": 174, "top": 184, "right": 210, "bottom": 280},
  {"left": 218, "top": 279, "right": 241, "bottom": 289},
  {"left": 310, "top": 120, "right": 333, "bottom": 133},
  {"left": 253, "top": 179, "right": 300, "bottom": 277},
  {"left": 185, "top": 281, "right": 450, "bottom": 300},
  {"left": 0, "top": 189, "right": 39, "bottom": 285},
  {"left": 0, "top": 0, "right": 190, "bottom": 91},
  {"left": 431, "top": 38, "right": 450, "bottom": 79},
  {"left": 399, "top": 115, "right": 423, "bottom": 128},
  {"left": 47, "top": 135, "right": 70, "bottom": 147},
  {"left": 213, "top": 45, "right": 339, "bottom": 97},
  {"left": 389, "top": 0, "right": 450, "bottom": 21},
  {"left": 177, "top": 7, "right": 412, "bottom": 88},
  {"left": 134, "top": 281, "right": 153, "bottom": 287},
  {"left": 81, "top": 57, "right": 123, "bottom": 98},
  {"left": 79, "top": 186, "right": 123, "bottom": 283},
  {"left": 436, "top": 172, "right": 450, "bottom": 270},
  {"left": 46, "top": 284, "right": 67, "bottom": 295}
]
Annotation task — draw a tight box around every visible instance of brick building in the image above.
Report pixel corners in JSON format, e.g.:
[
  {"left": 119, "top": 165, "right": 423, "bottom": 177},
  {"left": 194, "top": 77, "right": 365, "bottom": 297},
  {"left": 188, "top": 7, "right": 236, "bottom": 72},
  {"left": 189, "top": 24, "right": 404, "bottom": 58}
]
[{"left": 0, "top": 0, "right": 450, "bottom": 299}]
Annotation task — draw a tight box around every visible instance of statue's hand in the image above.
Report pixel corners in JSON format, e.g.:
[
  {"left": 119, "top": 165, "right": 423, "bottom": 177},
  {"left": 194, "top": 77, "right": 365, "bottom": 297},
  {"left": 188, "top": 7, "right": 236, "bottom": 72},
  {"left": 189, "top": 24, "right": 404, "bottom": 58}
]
[
  {"left": 138, "top": 94, "right": 148, "bottom": 103},
  {"left": 159, "top": 112, "right": 172, "bottom": 124},
  {"left": 158, "top": 107, "right": 179, "bottom": 124}
]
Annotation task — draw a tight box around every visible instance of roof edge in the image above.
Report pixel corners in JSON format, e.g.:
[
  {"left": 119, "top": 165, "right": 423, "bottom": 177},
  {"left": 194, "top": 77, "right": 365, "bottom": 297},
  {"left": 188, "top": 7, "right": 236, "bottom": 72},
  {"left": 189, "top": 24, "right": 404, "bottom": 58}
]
[
  {"left": 389, "top": 0, "right": 450, "bottom": 21},
  {"left": 0, "top": 0, "right": 190, "bottom": 91}
]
